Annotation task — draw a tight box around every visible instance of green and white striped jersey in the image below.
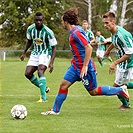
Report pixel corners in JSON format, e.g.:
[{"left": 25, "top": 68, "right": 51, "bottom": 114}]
[
  {"left": 84, "top": 29, "right": 95, "bottom": 41},
  {"left": 112, "top": 26, "right": 133, "bottom": 69},
  {"left": 96, "top": 35, "right": 106, "bottom": 51},
  {"left": 27, "top": 24, "right": 57, "bottom": 55}
]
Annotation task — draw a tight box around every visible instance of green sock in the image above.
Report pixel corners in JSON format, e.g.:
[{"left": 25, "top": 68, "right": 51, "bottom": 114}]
[
  {"left": 117, "top": 95, "right": 130, "bottom": 106},
  {"left": 126, "top": 82, "right": 133, "bottom": 89},
  {"left": 39, "top": 76, "right": 47, "bottom": 100},
  {"left": 102, "top": 57, "right": 112, "bottom": 62},
  {"left": 30, "top": 75, "right": 39, "bottom": 87},
  {"left": 98, "top": 60, "right": 103, "bottom": 66}
]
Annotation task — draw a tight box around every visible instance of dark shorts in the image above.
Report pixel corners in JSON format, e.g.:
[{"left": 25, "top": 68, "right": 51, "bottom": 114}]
[{"left": 63, "top": 65, "right": 97, "bottom": 91}]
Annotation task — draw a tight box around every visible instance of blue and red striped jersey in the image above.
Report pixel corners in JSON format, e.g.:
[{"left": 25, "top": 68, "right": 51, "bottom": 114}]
[{"left": 69, "top": 26, "right": 95, "bottom": 71}]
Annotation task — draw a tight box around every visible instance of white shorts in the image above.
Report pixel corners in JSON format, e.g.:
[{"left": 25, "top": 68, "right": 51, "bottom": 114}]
[
  {"left": 27, "top": 54, "right": 51, "bottom": 67},
  {"left": 96, "top": 50, "right": 105, "bottom": 58},
  {"left": 115, "top": 67, "right": 133, "bottom": 86}
]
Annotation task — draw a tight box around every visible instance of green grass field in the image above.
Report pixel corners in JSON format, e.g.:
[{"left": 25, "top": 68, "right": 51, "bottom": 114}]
[{"left": 0, "top": 57, "right": 133, "bottom": 133}]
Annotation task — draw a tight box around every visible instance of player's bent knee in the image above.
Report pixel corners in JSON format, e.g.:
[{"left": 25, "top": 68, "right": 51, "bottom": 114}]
[{"left": 89, "top": 89, "right": 98, "bottom": 96}]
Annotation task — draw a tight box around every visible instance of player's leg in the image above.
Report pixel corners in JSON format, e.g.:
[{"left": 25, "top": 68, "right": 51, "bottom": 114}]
[
  {"left": 96, "top": 50, "right": 103, "bottom": 66},
  {"left": 41, "top": 65, "right": 79, "bottom": 115},
  {"left": 51, "top": 65, "right": 78, "bottom": 113},
  {"left": 126, "top": 82, "right": 133, "bottom": 89},
  {"left": 25, "top": 54, "right": 39, "bottom": 86},
  {"left": 37, "top": 54, "right": 51, "bottom": 102},
  {"left": 114, "top": 68, "right": 131, "bottom": 107},
  {"left": 82, "top": 69, "right": 130, "bottom": 109},
  {"left": 82, "top": 70, "right": 129, "bottom": 101}
]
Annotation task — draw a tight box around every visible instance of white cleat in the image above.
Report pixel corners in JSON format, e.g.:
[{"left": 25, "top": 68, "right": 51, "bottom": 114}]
[
  {"left": 41, "top": 110, "right": 60, "bottom": 115},
  {"left": 121, "top": 85, "right": 129, "bottom": 102}
]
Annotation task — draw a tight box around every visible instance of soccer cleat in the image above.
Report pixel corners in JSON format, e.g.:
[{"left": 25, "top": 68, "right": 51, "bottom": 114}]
[
  {"left": 118, "top": 105, "right": 131, "bottom": 110},
  {"left": 108, "top": 56, "right": 112, "bottom": 62},
  {"left": 37, "top": 97, "right": 48, "bottom": 103},
  {"left": 120, "top": 85, "right": 130, "bottom": 102},
  {"left": 46, "top": 86, "right": 50, "bottom": 93},
  {"left": 41, "top": 110, "right": 60, "bottom": 115},
  {"left": 102, "top": 56, "right": 112, "bottom": 62}
]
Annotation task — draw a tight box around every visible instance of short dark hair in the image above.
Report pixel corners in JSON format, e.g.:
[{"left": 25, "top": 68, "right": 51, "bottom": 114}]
[
  {"left": 34, "top": 12, "right": 44, "bottom": 19},
  {"left": 102, "top": 11, "right": 116, "bottom": 20},
  {"left": 62, "top": 8, "right": 79, "bottom": 25}
]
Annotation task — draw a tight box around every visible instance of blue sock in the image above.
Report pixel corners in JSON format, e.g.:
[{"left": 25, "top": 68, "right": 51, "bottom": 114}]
[
  {"left": 53, "top": 88, "right": 68, "bottom": 113},
  {"left": 97, "top": 86, "right": 123, "bottom": 95}
]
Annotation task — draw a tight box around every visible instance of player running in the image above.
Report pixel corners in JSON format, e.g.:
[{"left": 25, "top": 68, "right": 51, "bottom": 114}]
[
  {"left": 102, "top": 11, "right": 133, "bottom": 109},
  {"left": 95, "top": 30, "right": 112, "bottom": 66},
  {"left": 41, "top": 8, "right": 129, "bottom": 115},
  {"left": 20, "top": 12, "right": 57, "bottom": 102}
]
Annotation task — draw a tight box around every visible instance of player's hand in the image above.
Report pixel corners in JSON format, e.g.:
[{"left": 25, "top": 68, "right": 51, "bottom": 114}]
[
  {"left": 97, "top": 42, "right": 101, "bottom": 45},
  {"left": 109, "top": 62, "right": 116, "bottom": 74},
  {"left": 80, "top": 66, "right": 88, "bottom": 79},
  {"left": 49, "top": 63, "right": 53, "bottom": 73},
  {"left": 20, "top": 54, "right": 26, "bottom": 61}
]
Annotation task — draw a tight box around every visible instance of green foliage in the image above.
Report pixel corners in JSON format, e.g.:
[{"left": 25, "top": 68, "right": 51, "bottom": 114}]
[
  {"left": 0, "top": 0, "right": 132, "bottom": 49},
  {"left": 0, "top": 0, "right": 75, "bottom": 48}
]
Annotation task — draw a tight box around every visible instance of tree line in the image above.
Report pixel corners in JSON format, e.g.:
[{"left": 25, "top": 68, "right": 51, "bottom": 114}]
[{"left": 0, "top": 0, "right": 132, "bottom": 50}]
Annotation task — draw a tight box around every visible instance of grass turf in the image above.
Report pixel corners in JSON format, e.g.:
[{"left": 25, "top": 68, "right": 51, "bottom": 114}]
[{"left": 0, "top": 57, "right": 133, "bottom": 133}]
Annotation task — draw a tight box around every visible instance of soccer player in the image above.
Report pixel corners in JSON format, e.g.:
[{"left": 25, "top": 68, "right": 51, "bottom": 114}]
[
  {"left": 82, "top": 20, "right": 95, "bottom": 44},
  {"left": 82, "top": 20, "right": 97, "bottom": 74},
  {"left": 41, "top": 8, "right": 130, "bottom": 115},
  {"left": 95, "top": 30, "right": 112, "bottom": 66},
  {"left": 20, "top": 12, "right": 57, "bottom": 102},
  {"left": 102, "top": 11, "right": 133, "bottom": 109}
]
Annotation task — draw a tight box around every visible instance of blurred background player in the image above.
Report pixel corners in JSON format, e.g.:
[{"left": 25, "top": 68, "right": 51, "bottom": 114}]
[
  {"left": 20, "top": 12, "right": 57, "bottom": 102},
  {"left": 41, "top": 8, "right": 130, "bottom": 115},
  {"left": 102, "top": 11, "right": 133, "bottom": 109},
  {"left": 82, "top": 20, "right": 95, "bottom": 44},
  {"left": 95, "top": 30, "right": 112, "bottom": 66},
  {"left": 82, "top": 20, "right": 97, "bottom": 74}
]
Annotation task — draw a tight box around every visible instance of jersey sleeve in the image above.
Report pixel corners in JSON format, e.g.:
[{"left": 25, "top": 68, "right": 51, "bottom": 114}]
[
  {"left": 26, "top": 27, "right": 32, "bottom": 40},
  {"left": 101, "top": 35, "right": 106, "bottom": 42},
  {"left": 44, "top": 25, "right": 57, "bottom": 46},
  {"left": 48, "top": 32, "right": 57, "bottom": 46},
  {"left": 90, "top": 31, "right": 95, "bottom": 40},
  {"left": 118, "top": 36, "right": 133, "bottom": 55}
]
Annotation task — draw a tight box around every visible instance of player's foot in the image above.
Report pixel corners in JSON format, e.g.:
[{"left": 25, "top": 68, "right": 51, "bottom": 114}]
[
  {"left": 37, "top": 97, "right": 48, "bottom": 103},
  {"left": 108, "top": 56, "right": 112, "bottom": 62},
  {"left": 46, "top": 86, "right": 50, "bottom": 93},
  {"left": 120, "top": 85, "right": 129, "bottom": 102},
  {"left": 41, "top": 110, "right": 60, "bottom": 115},
  {"left": 118, "top": 105, "right": 131, "bottom": 110}
]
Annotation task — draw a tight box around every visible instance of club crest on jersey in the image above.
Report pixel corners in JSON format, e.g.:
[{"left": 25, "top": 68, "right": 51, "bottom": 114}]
[
  {"left": 34, "top": 38, "right": 43, "bottom": 45},
  {"left": 82, "top": 78, "right": 89, "bottom": 86}
]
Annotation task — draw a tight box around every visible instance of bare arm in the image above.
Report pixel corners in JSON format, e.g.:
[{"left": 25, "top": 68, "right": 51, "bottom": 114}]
[
  {"left": 109, "top": 54, "right": 131, "bottom": 74},
  {"left": 49, "top": 46, "right": 56, "bottom": 73},
  {"left": 80, "top": 44, "right": 92, "bottom": 78},
  {"left": 20, "top": 40, "right": 32, "bottom": 61},
  {"left": 104, "top": 44, "right": 114, "bottom": 57}
]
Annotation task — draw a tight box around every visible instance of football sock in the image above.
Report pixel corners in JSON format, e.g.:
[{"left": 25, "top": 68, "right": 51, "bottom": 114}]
[
  {"left": 126, "top": 82, "right": 133, "bottom": 89},
  {"left": 39, "top": 76, "right": 47, "bottom": 100},
  {"left": 117, "top": 95, "right": 130, "bottom": 106},
  {"left": 98, "top": 60, "right": 103, "bottom": 66},
  {"left": 53, "top": 88, "right": 68, "bottom": 113},
  {"left": 97, "top": 86, "right": 123, "bottom": 96},
  {"left": 102, "top": 56, "right": 112, "bottom": 62},
  {"left": 30, "top": 75, "right": 39, "bottom": 87}
]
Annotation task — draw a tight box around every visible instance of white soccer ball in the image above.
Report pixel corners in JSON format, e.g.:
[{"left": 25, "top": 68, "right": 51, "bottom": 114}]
[{"left": 11, "top": 104, "right": 28, "bottom": 120}]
